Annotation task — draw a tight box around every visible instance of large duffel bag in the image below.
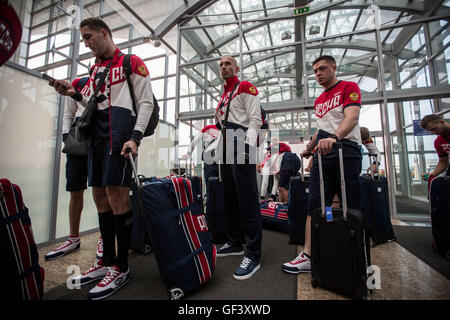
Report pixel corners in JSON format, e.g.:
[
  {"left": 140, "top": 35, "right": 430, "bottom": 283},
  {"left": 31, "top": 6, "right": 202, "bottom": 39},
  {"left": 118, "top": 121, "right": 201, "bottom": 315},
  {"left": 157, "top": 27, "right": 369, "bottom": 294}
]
[
  {"left": 128, "top": 154, "right": 216, "bottom": 300},
  {"left": 0, "top": 178, "right": 45, "bottom": 300}
]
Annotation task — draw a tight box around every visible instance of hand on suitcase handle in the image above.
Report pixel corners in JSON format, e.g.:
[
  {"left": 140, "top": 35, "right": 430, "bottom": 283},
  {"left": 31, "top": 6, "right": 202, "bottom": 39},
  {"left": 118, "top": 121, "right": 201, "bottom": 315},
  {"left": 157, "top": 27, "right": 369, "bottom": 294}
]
[{"left": 317, "top": 137, "right": 340, "bottom": 155}]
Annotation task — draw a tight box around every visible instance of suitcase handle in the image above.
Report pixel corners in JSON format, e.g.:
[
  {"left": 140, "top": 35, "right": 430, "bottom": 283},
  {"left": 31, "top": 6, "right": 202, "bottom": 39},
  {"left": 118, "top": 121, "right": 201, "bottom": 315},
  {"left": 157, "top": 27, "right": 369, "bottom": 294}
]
[
  {"left": 126, "top": 147, "right": 140, "bottom": 187},
  {"left": 367, "top": 153, "right": 380, "bottom": 181},
  {"left": 318, "top": 142, "right": 347, "bottom": 220}
]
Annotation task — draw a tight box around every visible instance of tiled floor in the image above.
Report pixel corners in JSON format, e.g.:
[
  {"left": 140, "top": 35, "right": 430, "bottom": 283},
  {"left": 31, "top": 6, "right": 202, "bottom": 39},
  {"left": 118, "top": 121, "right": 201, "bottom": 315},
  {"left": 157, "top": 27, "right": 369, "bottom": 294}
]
[{"left": 38, "top": 221, "right": 450, "bottom": 300}]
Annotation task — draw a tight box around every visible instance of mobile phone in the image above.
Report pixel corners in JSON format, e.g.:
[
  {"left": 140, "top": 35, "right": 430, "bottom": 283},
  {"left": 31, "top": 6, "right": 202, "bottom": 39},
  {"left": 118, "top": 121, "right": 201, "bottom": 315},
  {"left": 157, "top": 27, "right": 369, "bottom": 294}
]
[
  {"left": 42, "top": 73, "right": 67, "bottom": 89},
  {"left": 42, "top": 73, "right": 55, "bottom": 82}
]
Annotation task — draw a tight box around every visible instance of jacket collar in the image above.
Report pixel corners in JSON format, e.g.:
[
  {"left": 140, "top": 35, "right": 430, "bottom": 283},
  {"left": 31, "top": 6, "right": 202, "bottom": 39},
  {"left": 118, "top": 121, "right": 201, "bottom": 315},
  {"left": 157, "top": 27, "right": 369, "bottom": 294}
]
[{"left": 224, "top": 75, "right": 239, "bottom": 92}]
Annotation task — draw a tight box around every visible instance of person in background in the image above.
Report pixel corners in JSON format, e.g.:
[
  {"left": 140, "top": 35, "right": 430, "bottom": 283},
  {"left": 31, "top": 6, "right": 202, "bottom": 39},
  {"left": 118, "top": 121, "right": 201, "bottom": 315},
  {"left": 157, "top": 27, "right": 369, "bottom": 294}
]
[
  {"left": 420, "top": 114, "right": 450, "bottom": 181},
  {"left": 182, "top": 124, "right": 220, "bottom": 189},
  {"left": 360, "top": 126, "right": 380, "bottom": 174},
  {"left": 45, "top": 76, "right": 103, "bottom": 262}
]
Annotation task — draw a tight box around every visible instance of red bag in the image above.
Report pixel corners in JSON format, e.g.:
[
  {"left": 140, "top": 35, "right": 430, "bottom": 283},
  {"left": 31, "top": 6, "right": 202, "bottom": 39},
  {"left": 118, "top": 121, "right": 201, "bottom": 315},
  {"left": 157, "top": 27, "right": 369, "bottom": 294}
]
[
  {"left": 0, "top": 1, "right": 22, "bottom": 67},
  {"left": 1, "top": 179, "right": 45, "bottom": 300}
]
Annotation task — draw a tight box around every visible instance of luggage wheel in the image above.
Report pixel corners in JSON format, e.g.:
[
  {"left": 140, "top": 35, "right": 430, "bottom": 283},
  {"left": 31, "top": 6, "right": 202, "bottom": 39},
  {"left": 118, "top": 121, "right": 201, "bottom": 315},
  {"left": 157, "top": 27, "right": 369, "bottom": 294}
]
[
  {"left": 170, "top": 288, "right": 184, "bottom": 300},
  {"left": 311, "top": 277, "right": 318, "bottom": 288},
  {"left": 141, "top": 245, "right": 152, "bottom": 255}
]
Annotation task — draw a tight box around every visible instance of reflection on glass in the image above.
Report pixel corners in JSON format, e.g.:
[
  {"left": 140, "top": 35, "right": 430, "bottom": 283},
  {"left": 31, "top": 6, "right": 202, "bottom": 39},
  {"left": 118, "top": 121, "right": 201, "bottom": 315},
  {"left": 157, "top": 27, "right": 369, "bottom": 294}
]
[{"left": 0, "top": 65, "right": 59, "bottom": 244}]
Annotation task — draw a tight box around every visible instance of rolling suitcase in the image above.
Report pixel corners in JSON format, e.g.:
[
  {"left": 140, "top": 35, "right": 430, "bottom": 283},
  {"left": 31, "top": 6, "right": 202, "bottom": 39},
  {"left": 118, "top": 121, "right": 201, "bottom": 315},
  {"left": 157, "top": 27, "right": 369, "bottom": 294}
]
[
  {"left": 0, "top": 179, "right": 45, "bottom": 300},
  {"left": 311, "top": 144, "right": 371, "bottom": 300},
  {"left": 260, "top": 199, "right": 289, "bottom": 233},
  {"left": 128, "top": 153, "right": 216, "bottom": 299},
  {"left": 359, "top": 154, "right": 396, "bottom": 246},
  {"left": 206, "top": 177, "right": 229, "bottom": 243},
  {"left": 130, "top": 174, "right": 153, "bottom": 255},
  {"left": 429, "top": 176, "right": 450, "bottom": 260},
  {"left": 288, "top": 158, "right": 309, "bottom": 244}
]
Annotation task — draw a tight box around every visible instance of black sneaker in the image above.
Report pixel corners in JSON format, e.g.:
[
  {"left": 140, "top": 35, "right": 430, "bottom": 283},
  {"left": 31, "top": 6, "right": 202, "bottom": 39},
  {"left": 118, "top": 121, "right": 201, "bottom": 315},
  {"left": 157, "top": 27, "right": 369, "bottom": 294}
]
[
  {"left": 233, "top": 257, "right": 260, "bottom": 280},
  {"left": 217, "top": 242, "right": 244, "bottom": 257}
]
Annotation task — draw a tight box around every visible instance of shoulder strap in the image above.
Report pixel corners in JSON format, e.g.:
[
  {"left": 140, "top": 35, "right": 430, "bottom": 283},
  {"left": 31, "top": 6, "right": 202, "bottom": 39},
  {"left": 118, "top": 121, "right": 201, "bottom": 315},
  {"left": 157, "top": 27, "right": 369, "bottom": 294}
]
[
  {"left": 222, "top": 81, "right": 240, "bottom": 130},
  {"left": 90, "top": 59, "right": 112, "bottom": 102},
  {"left": 122, "top": 54, "right": 137, "bottom": 116}
]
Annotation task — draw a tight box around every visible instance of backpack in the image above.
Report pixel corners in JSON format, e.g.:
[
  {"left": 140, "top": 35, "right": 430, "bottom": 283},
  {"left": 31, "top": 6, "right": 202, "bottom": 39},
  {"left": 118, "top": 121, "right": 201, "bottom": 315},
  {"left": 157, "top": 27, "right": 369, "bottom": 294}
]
[{"left": 122, "top": 54, "right": 160, "bottom": 137}]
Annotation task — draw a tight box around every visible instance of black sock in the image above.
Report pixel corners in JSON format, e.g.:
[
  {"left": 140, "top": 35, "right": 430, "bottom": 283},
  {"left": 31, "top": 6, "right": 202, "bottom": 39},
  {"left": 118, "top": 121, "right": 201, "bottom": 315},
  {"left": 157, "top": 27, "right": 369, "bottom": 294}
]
[
  {"left": 304, "top": 252, "right": 311, "bottom": 260},
  {"left": 98, "top": 210, "right": 115, "bottom": 266},
  {"left": 114, "top": 210, "right": 133, "bottom": 272}
]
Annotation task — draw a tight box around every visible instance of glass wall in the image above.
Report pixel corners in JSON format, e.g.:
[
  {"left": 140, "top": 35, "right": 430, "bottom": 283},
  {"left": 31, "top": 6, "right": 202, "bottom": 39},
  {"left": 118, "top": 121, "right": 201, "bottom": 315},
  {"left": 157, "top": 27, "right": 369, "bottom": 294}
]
[{"left": 0, "top": 64, "right": 59, "bottom": 244}]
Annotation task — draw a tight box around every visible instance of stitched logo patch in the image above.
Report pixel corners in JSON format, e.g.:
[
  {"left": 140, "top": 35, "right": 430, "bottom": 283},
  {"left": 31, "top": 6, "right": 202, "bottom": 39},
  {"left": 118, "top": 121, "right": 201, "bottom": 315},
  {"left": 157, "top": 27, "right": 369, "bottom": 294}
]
[
  {"left": 249, "top": 86, "right": 257, "bottom": 95},
  {"left": 137, "top": 64, "right": 147, "bottom": 76},
  {"left": 349, "top": 92, "right": 359, "bottom": 101}
]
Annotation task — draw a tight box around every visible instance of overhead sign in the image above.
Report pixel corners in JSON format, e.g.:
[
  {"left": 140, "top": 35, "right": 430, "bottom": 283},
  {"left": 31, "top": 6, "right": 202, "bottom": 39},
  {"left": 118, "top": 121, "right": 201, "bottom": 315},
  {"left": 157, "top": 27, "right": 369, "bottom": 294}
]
[
  {"left": 294, "top": 6, "right": 310, "bottom": 15},
  {"left": 413, "top": 119, "right": 433, "bottom": 136}
]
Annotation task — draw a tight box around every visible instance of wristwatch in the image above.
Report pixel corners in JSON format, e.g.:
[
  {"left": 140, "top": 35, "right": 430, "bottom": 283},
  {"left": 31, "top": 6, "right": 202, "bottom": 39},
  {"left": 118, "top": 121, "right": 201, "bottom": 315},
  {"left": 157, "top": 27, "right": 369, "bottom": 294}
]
[
  {"left": 329, "top": 134, "right": 339, "bottom": 142},
  {"left": 131, "top": 138, "right": 141, "bottom": 147}
]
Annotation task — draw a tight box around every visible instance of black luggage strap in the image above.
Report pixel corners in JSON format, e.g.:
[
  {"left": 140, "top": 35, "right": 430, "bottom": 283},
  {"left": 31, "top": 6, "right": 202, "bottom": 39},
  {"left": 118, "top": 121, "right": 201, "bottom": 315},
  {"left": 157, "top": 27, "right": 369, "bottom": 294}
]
[
  {"left": 18, "top": 263, "right": 41, "bottom": 281},
  {"left": 0, "top": 208, "right": 30, "bottom": 226},
  {"left": 165, "top": 244, "right": 209, "bottom": 272},
  {"left": 153, "top": 203, "right": 202, "bottom": 221}
]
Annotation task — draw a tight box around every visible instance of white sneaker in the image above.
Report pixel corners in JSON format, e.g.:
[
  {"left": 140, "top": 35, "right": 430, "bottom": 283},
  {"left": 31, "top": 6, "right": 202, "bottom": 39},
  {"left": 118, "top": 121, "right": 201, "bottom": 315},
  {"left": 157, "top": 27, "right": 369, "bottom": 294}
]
[
  {"left": 71, "top": 259, "right": 109, "bottom": 286},
  {"left": 87, "top": 266, "right": 130, "bottom": 300},
  {"left": 96, "top": 236, "right": 103, "bottom": 259},
  {"left": 282, "top": 251, "right": 311, "bottom": 274},
  {"left": 45, "top": 238, "right": 80, "bottom": 261}
]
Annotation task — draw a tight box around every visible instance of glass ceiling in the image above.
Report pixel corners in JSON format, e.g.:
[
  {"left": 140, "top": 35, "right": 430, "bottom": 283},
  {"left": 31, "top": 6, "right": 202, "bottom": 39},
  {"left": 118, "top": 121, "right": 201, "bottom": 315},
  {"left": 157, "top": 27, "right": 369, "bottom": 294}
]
[
  {"left": 174, "top": 0, "right": 450, "bottom": 130},
  {"left": 19, "top": 0, "right": 450, "bottom": 131}
]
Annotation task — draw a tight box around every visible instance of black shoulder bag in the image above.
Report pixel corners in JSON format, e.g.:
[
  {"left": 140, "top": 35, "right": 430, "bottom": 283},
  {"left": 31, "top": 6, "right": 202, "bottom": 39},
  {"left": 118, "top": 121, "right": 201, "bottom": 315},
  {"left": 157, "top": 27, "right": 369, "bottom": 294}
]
[{"left": 75, "top": 60, "right": 112, "bottom": 142}]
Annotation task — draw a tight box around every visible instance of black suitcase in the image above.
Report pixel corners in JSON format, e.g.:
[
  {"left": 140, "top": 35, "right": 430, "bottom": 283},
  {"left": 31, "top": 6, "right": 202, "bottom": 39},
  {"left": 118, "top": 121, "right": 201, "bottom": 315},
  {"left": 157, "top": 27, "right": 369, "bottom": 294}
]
[
  {"left": 359, "top": 154, "right": 396, "bottom": 246},
  {"left": 130, "top": 174, "right": 153, "bottom": 255},
  {"left": 429, "top": 176, "right": 450, "bottom": 260},
  {"left": 311, "top": 144, "right": 371, "bottom": 300},
  {"left": 206, "top": 177, "right": 229, "bottom": 244},
  {"left": 287, "top": 164, "right": 309, "bottom": 244}
]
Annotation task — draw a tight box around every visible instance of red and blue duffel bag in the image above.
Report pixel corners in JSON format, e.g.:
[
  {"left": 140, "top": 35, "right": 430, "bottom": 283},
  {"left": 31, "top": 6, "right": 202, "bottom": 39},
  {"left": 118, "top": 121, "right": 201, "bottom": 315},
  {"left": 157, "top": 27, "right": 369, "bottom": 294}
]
[
  {"left": 0, "top": 179, "right": 45, "bottom": 300},
  {"left": 260, "top": 199, "right": 289, "bottom": 233},
  {"left": 134, "top": 174, "right": 216, "bottom": 299}
]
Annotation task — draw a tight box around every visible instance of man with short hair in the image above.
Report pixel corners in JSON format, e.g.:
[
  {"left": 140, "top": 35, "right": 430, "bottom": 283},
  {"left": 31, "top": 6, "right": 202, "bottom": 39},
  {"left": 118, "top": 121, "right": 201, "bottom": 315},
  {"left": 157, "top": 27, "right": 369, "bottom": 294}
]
[
  {"left": 45, "top": 76, "right": 103, "bottom": 261},
  {"left": 282, "top": 55, "right": 363, "bottom": 274},
  {"left": 420, "top": 114, "right": 450, "bottom": 179},
  {"left": 214, "top": 55, "right": 263, "bottom": 280},
  {"left": 51, "top": 17, "right": 154, "bottom": 300}
]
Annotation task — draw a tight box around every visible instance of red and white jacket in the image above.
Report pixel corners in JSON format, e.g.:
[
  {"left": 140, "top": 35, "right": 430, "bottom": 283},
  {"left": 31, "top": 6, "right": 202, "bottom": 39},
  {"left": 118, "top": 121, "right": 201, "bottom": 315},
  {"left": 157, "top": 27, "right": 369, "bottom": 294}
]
[
  {"left": 214, "top": 76, "right": 262, "bottom": 148},
  {"left": 72, "top": 48, "right": 154, "bottom": 150}
]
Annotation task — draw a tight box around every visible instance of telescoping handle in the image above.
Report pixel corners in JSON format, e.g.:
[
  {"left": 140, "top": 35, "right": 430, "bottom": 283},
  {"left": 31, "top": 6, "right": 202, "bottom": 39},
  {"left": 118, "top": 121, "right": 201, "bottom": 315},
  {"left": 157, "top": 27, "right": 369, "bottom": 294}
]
[
  {"left": 368, "top": 153, "right": 380, "bottom": 180},
  {"left": 317, "top": 142, "right": 347, "bottom": 220},
  {"left": 126, "top": 147, "right": 140, "bottom": 187}
]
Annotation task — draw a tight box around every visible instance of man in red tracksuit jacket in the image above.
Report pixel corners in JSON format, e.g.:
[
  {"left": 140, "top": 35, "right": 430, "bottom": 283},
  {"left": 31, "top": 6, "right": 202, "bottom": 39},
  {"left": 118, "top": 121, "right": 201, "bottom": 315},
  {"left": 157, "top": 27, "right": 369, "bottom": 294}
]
[
  {"left": 50, "top": 17, "right": 154, "bottom": 300},
  {"left": 214, "top": 56, "right": 263, "bottom": 281}
]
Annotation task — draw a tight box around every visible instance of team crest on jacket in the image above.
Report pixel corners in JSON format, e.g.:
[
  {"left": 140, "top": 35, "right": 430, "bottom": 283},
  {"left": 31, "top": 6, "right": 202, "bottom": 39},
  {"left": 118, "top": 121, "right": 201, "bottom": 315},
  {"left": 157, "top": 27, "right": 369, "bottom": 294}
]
[
  {"left": 248, "top": 86, "right": 257, "bottom": 95},
  {"left": 349, "top": 92, "right": 359, "bottom": 101},
  {"left": 137, "top": 64, "right": 148, "bottom": 76}
]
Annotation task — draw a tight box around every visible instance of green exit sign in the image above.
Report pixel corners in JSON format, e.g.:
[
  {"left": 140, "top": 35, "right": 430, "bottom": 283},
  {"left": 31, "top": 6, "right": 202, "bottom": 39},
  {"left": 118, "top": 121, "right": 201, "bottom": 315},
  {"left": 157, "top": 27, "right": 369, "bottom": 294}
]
[{"left": 293, "top": 6, "right": 309, "bottom": 15}]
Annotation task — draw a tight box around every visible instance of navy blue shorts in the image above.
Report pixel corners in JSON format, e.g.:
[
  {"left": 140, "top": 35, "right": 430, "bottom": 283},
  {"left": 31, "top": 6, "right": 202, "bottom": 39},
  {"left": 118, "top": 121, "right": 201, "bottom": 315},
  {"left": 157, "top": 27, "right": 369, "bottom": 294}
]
[
  {"left": 307, "top": 155, "right": 362, "bottom": 215},
  {"left": 87, "top": 137, "right": 132, "bottom": 187},
  {"left": 278, "top": 171, "right": 292, "bottom": 189},
  {"left": 66, "top": 154, "right": 88, "bottom": 191}
]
